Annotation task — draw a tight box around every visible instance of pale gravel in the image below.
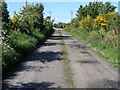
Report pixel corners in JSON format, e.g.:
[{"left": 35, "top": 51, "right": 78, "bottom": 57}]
[
  {"left": 3, "top": 30, "right": 67, "bottom": 89},
  {"left": 3, "top": 29, "right": 119, "bottom": 89},
  {"left": 61, "top": 30, "right": 119, "bottom": 88}
]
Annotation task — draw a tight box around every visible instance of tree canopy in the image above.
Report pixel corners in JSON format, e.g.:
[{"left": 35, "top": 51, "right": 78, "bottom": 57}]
[{"left": 76, "top": 2, "right": 116, "bottom": 19}]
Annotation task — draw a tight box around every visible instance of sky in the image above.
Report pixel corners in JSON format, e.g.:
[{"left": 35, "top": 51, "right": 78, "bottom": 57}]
[{"left": 6, "top": 0, "right": 119, "bottom": 23}]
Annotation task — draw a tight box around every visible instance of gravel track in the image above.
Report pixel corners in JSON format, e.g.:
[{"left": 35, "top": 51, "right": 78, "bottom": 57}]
[
  {"left": 61, "top": 30, "right": 118, "bottom": 88},
  {"left": 3, "top": 29, "right": 119, "bottom": 89},
  {"left": 3, "top": 30, "right": 67, "bottom": 89}
]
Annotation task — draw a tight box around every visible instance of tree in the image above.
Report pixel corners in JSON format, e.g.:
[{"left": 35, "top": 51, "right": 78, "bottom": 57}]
[
  {"left": 76, "top": 5, "right": 83, "bottom": 20},
  {"left": 0, "top": 0, "right": 2, "bottom": 19},
  {"left": 76, "top": 2, "right": 116, "bottom": 19},
  {"left": 104, "top": 2, "right": 116, "bottom": 13},
  {"left": 98, "top": 2, "right": 116, "bottom": 15},
  {"left": 21, "top": 3, "right": 44, "bottom": 30},
  {"left": 76, "top": 2, "right": 101, "bottom": 19},
  {"left": 0, "top": 1, "right": 2, "bottom": 26},
  {"left": 2, "top": 0, "right": 9, "bottom": 23},
  {"left": 10, "top": 3, "right": 45, "bottom": 34}
]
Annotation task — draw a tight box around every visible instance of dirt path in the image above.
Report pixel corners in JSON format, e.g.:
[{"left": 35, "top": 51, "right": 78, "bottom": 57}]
[
  {"left": 3, "top": 30, "right": 67, "bottom": 89},
  {"left": 61, "top": 30, "right": 118, "bottom": 88},
  {"left": 3, "top": 29, "right": 119, "bottom": 89}
]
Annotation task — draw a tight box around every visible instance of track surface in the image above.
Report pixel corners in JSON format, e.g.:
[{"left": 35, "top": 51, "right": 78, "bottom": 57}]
[{"left": 3, "top": 29, "right": 118, "bottom": 89}]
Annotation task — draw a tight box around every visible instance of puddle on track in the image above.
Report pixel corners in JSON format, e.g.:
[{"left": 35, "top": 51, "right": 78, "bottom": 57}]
[{"left": 70, "top": 44, "right": 81, "bottom": 49}]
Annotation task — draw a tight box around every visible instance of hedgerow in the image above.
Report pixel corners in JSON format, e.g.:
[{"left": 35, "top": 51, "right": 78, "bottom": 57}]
[
  {"left": 65, "top": 1, "right": 119, "bottom": 68},
  {"left": 2, "top": 1, "right": 54, "bottom": 75}
]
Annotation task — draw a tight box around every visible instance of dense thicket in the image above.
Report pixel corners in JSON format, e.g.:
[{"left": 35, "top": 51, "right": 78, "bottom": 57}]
[
  {"left": 65, "top": 2, "right": 119, "bottom": 68},
  {"left": 76, "top": 2, "right": 116, "bottom": 19},
  {"left": 2, "top": 1, "right": 9, "bottom": 23},
  {"left": 2, "top": 1, "right": 54, "bottom": 75},
  {"left": 0, "top": 3, "right": 1, "bottom": 27}
]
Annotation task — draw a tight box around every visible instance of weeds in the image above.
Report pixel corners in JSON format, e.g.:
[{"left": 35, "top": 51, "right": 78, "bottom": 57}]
[{"left": 59, "top": 30, "right": 75, "bottom": 88}]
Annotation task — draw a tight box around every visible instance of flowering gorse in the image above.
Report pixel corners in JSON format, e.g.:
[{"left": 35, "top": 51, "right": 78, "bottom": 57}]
[
  {"left": 80, "top": 15, "right": 93, "bottom": 31},
  {"left": 11, "top": 14, "right": 22, "bottom": 25},
  {"left": 94, "top": 15, "right": 107, "bottom": 29}
]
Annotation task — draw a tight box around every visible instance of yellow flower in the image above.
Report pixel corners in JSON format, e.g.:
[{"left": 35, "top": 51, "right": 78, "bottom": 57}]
[
  {"left": 80, "top": 19, "right": 84, "bottom": 25},
  {"left": 84, "top": 15, "right": 92, "bottom": 22},
  {"left": 11, "top": 14, "right": 22, "bottom": 25},
  {"left": 107, "top": 12, "right": 117, "bottom": 17},
  {"left": 101, "top": 23, "right": 107, "bottom": 26},
  {"left": 94, "top": 15, "right": 107, "bottom": 28}
]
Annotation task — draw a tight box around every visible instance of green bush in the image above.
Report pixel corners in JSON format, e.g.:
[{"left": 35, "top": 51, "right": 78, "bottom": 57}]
[
  {"left": 9, "top": 31, "right": 38, "bottom": 56},
  {"left": 2, "top": 42, "right": 21, "bottom": 73},
  {"left": 32, "top": 29, "right": 45, "bottom": 43},
  {"left": 2, "top": 2, "right": 54, "bottom": 76},
  {"left": 44, "top": 25, "right": 54, "bottom": 37}
]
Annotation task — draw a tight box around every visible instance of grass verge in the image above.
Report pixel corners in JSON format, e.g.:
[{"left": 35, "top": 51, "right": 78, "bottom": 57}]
[
  {"left": 59, "top": 30, "right": 75, "bottom": 88},
  {"left": 65, "top": 30, "right": 119, "bottom": 69}
]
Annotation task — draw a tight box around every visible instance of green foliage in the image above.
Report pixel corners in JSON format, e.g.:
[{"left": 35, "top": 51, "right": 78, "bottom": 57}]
[
  {"left": 32, "top": 29, "right": 45, "bottom": 43},
  {"left": 71, "top": 18, "right": 80, "bottom": 28},
  {"left": 2, "top": 2, "right": 54, "bottom": 76},
  {"left": 44, "top": 25, "right": 53, "bottom": 36},
  {"left": 22, "top": 3, "right": 44, "bottom": 30},
  {"left": 0, "top": 2, "right": 2, "bottom": 22},
  {"left": 65, "top": 2, "right": 118, "bottom": 68},
  {"left": 104, "top": 2, "right": 116, "bottom": 14},
  {"left": 44, "top": 16, "right": 54, "bottom": 37},
  {"left": 59, "top": 30, "right": 75, "bottom": 88},
  {"left": 76, "top": 2, "right": 116, "bottom": 19},
  {"left": 9, "top": 31, "right": 38, "bottom": 56},
  {"left": 2, "top": 1, "right": 9, "bottom": 23},
  {"left": 98, "top": 28, "right": 106, "bottom": 38},
  {"left": 11, "top": 3, "right": 44, "bottom": 34},
  {"left": 1, "top": 0, "right": 10, "bottom": 31},
  {"left": 66, "top": 29, "right": 118, "bottom": 68},
  {"left": 2, "top": 42, "right": 21, "bottom": 74},
  {"left": 53, "top": 23, "right": 58, "bottom": 28}
]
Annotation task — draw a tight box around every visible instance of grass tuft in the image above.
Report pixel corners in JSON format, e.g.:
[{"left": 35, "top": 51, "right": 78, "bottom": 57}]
[{"left": 59, "top": 30, "right": 75, "bottom": 88}]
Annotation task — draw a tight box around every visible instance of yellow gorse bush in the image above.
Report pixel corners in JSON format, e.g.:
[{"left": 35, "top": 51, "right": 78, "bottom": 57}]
[
  {"left": 107, "top": 12, "right": 117, "bottom": 19},
  {"left": 80, "top": 15, "right": 92, "bottom": 25},
  {"left": 79, "top": 12, "right": 117, "bottom": 30},
  {"left": 11, "top": 15, "right": 17, "bottom": 25},
  {"left": 93, "top": 12, "right": 117, "bottom": 29},
  {"left": 94, "top": 15, "right": 107, "bottom": 29},
  {"left": 94, "top": 15, "right": 107, "bottom": 24},
  {"left": 105, "top": 12, "right": 117, "bottom": 25},
  {"left": 85, "top": 15, "right": 92, "bottom": 22},
  {"left": 11, "top": 14, "right": 22, "bottom": 25},
  {"left": 80, "top": 15, "right": 93, "bottom": 30}
]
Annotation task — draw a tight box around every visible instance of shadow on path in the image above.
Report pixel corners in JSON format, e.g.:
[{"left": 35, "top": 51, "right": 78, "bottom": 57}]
[
  {"left": 51, "top": 35, "right": 72, "bottom": 40},
  {"left": 28, "top": 51, "right": 63, "bottom": 63},
  {"left": 3, "top": 51, "right": 63, "bottom": 89},
  {"left": 3, "top": 51, "right": 63, "bottom": 82},
  {"left": 3, "top": 82, "right": 61, "bottom": 89},
  {"left": 44, "top": 42, "right": 60, "bottom": 46}
]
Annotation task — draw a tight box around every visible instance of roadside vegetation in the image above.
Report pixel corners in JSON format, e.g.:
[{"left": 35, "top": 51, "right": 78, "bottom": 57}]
[
  {"left": 59, "top": 30, "right": 75, "bottom": 88},
  {"left": 65, "top": 2, "right": 120, "bottom": 68},
  {"left": 2, "top": 1, "right": 54, "bottom": 75}
]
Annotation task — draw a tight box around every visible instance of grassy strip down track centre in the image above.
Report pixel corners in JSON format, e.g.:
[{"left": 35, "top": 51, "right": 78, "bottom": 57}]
[{"left": 59, "top": 30, "right": 75, "bottom": 88}]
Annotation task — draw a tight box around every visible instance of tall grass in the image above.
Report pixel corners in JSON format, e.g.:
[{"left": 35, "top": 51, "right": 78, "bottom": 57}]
[{"left": 65, "top": 29, "right": 118, "bottom": 68}]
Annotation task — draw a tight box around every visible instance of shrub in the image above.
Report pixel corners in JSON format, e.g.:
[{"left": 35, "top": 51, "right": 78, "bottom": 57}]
[
  {"left": 80, "top": 15, "right": 93, "bottom": 31},
  {"left": 2, "top": 42, "right": 21, "bottom": 73},
  {"left": 94, "top": 15, "right": 107, "bottom": 30},
  {"left": 44, "top": 25, "right": 54, "bottom": 37},
  {"left": 32, "top": 29, "right": 45, "bottom": 43},
  {"left": 9, "top": 31, "right": 38, "bottom": 56}
]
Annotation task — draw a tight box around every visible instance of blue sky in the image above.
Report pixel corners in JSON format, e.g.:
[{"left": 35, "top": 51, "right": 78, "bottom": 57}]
[{"left": 6, "top": 1, "right": 119, "bottom": 23}]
